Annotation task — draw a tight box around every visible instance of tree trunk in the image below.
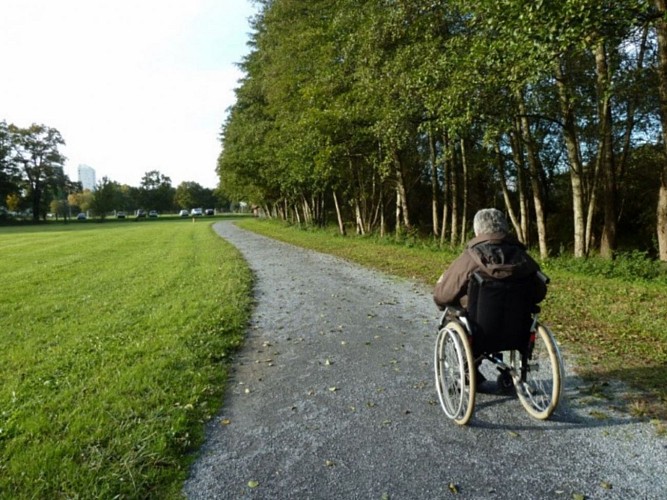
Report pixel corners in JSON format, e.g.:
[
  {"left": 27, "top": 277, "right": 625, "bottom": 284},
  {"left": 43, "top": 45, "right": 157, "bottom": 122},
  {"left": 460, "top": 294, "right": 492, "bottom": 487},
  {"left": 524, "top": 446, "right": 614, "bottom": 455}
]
[
  {"left": 395, "top": 187, "right": 402, "bottom": 234},
  {"left": 379, "top": 186, "right": 386, "bottom": 238},
  {"left": 596, "top": 41, "right": 617, "bottom": 258},
  {"left": 555, "top": 60, "right": 587, "bottom": 257},
  {"left": 494, "top": 139, "right": 522, "bottom": 240},
  {"left": 584, "top": 148, "right": 601, "bottom": 257},
  {"left": 440, "top": 132, "right": 450, "bottom": 245},
  {"left": 517, "top": 91, "right": 549, "bottom": 258},
  {"left": 293, "top": 204, "right": 301, "bottom": 225},
  {"left": 302, "top": 196, "right": 312, "bottom": 225},
  {"left": 449, "top": 139, "right": 459, "bottom": 245},
  {"left": 459, "top": 138, "right": 469, "bottom": 244},
  {"left": 429, "top": 129, "right": 440, "bottom": 238},
  {"left": 392, "top": 150, "right": 411, "bottom": 231},
  {"left": 332, "top": 190, "right": 346, "bottom": 236},
  {"left": 654, "top": 0, "right": 667, "bottom": 261},
  {"left": 355, "top": 199, "right": 365, "bottom": 235},
  {"left": 509, "top": 127, "right": 528, "bottom": 244}
]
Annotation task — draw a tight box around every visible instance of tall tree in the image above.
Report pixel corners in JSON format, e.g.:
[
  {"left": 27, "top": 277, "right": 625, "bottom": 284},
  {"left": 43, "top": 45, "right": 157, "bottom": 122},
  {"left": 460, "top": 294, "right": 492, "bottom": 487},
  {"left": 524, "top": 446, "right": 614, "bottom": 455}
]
[
  {"left": 0, "top": 120, "right": 21, "bottom": 204},
  {"left": 90, "top": 177, "right": 119, "bottom": 219},
  {"left": 139, "top": 170, "right": 175, "bottom": 213},
  {"left": 9, "top": 123, "right": 66, "bottom": 221}
]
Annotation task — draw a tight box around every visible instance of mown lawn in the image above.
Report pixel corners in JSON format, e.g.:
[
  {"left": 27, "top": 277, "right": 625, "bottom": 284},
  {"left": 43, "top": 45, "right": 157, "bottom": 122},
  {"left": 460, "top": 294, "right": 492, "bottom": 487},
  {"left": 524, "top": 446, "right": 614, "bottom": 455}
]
[
  {"left": 237, "top": 218, "right": 667, "bottom": 423},
  {"left": 2, "top": 215, "right": 664, "bottom": 498},
  {"left": 0, "top": 218, "right": 253, "bottom": 498}
]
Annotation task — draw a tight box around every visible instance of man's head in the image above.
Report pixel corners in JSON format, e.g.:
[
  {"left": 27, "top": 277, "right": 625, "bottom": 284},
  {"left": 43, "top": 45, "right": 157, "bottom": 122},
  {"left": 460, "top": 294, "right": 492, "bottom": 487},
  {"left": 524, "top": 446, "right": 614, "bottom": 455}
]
[{"left": 473, "top": 208, "right": 508, "bottom": 236}]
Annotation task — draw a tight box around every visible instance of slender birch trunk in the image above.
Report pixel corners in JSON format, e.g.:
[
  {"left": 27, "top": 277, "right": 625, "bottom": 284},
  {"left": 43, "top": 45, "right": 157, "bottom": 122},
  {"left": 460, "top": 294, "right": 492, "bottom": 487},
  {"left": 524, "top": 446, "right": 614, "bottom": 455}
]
[
  {"left": 509, "top": 127, "right": 528, "bottom": 243},
  {"left": 393, "top": 150, "right": 411, "bottom": 231},
  {"left": 596, "top": 41, "right": 617, "bottom": 259},
  {"left": 440, "top": 133, "right": 450, "bottom": 245},
  {"left": 429, "top": 129, "right": 440, "bottom": 238},
  {"left": 517, "top": 90, "right": 548, "bottom": 258},
  {"left": 332, "top": 191, "right": 346, "bottom": 236},
  {"left": 449, "top": 139, "right": 459, "bottom": 246},
  {"left": 494, "top": 139, "right": 523, "bottom": 240},
  {"left": 459, "top": 137, "right": 469, "bottom": 245},
  {"left": 654, "top": 0, "right": 667, "bottom": 261},
  {"left": 555, "top": 60, "right": 587, "bottom": 257}
]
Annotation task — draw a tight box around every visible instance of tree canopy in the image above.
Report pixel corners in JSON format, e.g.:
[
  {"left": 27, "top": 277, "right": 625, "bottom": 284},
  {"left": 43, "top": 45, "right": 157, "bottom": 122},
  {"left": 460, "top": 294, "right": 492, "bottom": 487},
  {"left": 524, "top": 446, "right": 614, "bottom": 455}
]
[{"left": 218, "top": 0, "right": 667, "bottom": 260}]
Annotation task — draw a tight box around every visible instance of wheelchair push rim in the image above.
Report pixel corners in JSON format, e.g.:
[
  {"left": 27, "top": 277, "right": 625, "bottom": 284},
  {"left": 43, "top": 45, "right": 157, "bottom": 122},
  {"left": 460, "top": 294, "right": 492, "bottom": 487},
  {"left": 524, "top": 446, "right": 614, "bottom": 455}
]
[
  {"left": 510, "top": 324, "right": 563, "bottom": 420},
  {"left": 434, "top": 321, "right": 476, "bottom": 425}
]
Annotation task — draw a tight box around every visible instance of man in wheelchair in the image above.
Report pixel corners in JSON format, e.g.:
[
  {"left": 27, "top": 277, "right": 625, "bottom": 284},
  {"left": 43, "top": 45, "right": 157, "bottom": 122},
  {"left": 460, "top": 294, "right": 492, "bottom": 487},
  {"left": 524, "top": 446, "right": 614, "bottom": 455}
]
[{"left": 433, "top": 208, "right": 547, "bottom": 388}]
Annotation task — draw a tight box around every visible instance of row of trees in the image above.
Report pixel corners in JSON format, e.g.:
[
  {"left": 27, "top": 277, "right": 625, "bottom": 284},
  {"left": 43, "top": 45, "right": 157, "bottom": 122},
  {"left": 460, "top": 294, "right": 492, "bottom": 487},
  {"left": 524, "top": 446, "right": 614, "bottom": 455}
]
[
  {"left": 75, "top": 171, "right": 224, "bottom": 220},
  {"left": 1, "top": 121, "right": 228, "bottom": 221},
  {"left": 218, "top": 0, "right": 667, "bottom": 260}
]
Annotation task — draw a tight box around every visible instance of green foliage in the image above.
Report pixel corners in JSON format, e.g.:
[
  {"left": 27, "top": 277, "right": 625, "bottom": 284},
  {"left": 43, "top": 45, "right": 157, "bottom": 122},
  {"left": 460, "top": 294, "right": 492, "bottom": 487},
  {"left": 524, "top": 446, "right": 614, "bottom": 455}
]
[
  {"left": 89, "top": 176, "right": 118, "bottom": 218},
  {"left": 139, "top": 170, "right": 176, "bottom": 212},
  {"left": 0, "top": 220, "right": 253, "bottom": 497},
  {"left": 221, "top": 0, "right": 666, "bottom": 259},
  {"left": 5, "top": 123, "right": 67, "bottom": 221},
  {"left": 544, "top": 250, "right": 667, "bottom": 283}
]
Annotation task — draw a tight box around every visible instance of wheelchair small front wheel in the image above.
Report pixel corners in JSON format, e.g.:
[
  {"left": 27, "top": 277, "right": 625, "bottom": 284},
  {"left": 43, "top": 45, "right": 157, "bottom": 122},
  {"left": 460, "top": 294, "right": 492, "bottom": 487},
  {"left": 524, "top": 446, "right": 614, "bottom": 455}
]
[
  {"left": 434, "top": 321, "right": 476, "bottom": 425},
  {"left": 511, "top": 324, "right": 563, "bottom": 420}
]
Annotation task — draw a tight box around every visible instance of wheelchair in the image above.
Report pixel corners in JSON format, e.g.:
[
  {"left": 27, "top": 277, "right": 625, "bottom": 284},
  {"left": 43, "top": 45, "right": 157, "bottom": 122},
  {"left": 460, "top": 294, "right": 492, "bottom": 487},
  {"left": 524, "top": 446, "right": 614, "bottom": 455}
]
[{"left": 434, "top": 271, "right": 563, "bottom": 425}]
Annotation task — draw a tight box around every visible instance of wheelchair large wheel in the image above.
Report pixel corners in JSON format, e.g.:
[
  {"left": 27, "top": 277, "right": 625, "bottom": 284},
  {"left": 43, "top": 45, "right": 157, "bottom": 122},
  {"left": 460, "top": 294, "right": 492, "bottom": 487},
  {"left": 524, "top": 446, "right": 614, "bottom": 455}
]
[
  {"left": 434, "top": 321, "right": 476, "bottom": 425},
  {"left": 510, "top": 324, "right": 563, "bottom": 420}
]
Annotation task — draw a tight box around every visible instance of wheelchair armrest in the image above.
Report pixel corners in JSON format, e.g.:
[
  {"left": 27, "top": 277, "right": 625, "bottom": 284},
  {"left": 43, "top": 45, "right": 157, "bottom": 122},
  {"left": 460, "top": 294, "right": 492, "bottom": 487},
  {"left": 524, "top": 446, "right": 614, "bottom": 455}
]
[
  {"left": 439, "top": 305, "right": 465, "bottom": 328},
  {"left": 445, "top": 305, "right": 465, "bottom": 317}
]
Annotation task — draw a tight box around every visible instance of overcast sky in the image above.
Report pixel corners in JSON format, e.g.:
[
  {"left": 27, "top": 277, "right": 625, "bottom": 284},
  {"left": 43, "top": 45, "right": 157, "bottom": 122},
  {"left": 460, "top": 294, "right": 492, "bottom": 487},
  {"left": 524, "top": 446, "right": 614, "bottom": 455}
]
[{"left": 0, "top": 0, "right": 257, "bottom": 189}]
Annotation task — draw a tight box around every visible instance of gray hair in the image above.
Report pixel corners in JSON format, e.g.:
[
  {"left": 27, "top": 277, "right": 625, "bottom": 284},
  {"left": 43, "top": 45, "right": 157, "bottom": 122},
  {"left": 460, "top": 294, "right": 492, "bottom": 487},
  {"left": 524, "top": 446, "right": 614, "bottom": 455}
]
[{"left": 473, "top": 208, "right": 509, "bottom": 236}]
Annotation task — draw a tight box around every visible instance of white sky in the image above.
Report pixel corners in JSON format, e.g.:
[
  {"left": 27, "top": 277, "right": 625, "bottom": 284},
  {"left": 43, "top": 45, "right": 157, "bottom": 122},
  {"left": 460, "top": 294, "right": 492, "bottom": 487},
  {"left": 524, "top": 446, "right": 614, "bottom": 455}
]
[{"left": 0, "top": 0, "right": 257, "bottom": 189}]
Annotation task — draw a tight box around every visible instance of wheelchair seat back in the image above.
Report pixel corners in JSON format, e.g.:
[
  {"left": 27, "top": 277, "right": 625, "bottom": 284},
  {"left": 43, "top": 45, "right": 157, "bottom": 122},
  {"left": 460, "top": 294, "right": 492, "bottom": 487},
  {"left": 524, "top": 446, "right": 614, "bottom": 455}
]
[{"left": 466, "top": 272, "right": 535, "bottom": 356}]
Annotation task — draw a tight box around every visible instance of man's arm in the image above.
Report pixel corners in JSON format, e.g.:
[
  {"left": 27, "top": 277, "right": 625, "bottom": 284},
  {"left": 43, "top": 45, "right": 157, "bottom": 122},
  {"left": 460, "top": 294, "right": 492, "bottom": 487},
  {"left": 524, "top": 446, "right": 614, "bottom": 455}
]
[{"left": 433, "top": 254, "right": 476, "bottom": 309}]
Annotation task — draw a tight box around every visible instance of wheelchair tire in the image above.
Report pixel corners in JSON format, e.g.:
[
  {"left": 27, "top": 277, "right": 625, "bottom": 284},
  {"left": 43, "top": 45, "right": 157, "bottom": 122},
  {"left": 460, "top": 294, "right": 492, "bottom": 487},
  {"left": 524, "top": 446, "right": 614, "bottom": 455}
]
[
  {"left": 434, "top": 321, "right": 476, "bottom": 425},
  {"left": 511, "top": 323, "right": 563, "bottom": 420}
]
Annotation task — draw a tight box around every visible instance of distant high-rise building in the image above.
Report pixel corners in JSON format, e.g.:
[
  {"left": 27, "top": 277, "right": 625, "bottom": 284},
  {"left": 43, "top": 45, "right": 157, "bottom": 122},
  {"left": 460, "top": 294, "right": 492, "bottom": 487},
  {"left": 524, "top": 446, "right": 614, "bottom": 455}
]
[{"left": 78, "top": 164, "right": 96, "bottom": 191}]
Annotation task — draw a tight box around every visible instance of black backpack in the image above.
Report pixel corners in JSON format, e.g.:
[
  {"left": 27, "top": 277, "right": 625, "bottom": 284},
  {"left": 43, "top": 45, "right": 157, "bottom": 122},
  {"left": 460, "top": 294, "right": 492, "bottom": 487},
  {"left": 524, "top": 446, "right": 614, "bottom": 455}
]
[
  {"left": 466, "top": 271, "right": 535, "bottom": 356},
  {"left": 465, "top": 241, "right": 541, "bottom": 356}
]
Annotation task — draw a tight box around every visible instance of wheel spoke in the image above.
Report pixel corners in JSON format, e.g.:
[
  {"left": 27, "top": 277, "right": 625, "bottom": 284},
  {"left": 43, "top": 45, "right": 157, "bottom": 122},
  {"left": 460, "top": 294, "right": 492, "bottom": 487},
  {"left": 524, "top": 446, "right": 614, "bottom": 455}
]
[{"left": 434, "top": 322, "right": 476, "bottom": 425}]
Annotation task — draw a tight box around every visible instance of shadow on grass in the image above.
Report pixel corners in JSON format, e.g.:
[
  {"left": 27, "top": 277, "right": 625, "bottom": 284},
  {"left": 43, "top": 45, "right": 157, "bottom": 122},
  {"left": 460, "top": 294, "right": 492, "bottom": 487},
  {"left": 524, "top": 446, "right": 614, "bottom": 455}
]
[{"left": 578, "top": 363, "right": 667, "bottom": 420}]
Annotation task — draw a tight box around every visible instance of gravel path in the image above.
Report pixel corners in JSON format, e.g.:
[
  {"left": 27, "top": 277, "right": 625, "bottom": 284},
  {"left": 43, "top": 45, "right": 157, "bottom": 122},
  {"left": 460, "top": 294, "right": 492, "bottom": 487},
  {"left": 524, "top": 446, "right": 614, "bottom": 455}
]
[{"left": 184, "top": 221, "right": 667, "bottom": 499}]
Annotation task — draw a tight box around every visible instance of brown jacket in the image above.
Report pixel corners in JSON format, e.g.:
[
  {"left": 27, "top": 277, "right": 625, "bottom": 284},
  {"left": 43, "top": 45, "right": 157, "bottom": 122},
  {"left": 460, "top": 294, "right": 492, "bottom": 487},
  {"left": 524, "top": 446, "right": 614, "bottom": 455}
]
[{"left": 433, "top": 232, "right": 546, "bottom": 310}]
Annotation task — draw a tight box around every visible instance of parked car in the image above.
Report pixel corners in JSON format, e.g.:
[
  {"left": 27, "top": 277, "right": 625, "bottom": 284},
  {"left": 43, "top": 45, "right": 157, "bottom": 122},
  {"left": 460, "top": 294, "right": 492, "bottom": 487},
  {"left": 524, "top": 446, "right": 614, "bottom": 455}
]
[
  {"left": 178, "top": 209, "right": 189, "bottom": 217},
  {"left": 76, "top": 213, "right": 86, "bottom": 220},
  {"left": 148, "top": 210, "right": 158, "bottom": 218},
  {"left": 190, "top": 208, "right": 203, "bottom": 217},
  {"left": 204, "top": 208, "right": 214, "bottom": 216},
  {"left": 136, "top": 209, "right": 147, "bottom": 219},
  {"left": 116, "top": 211, "right": 126, "bottom": 219}
]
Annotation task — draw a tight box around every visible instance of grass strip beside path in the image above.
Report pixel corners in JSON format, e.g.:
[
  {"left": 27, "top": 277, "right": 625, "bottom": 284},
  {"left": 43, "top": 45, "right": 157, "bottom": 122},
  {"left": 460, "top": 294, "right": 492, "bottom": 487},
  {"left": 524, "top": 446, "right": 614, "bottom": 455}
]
[
  {"left": 237, "top": 218, "right": 667, "bottom": 422},
  {"left": 0, "top": 219, "right": 253, "bottom": 498}
]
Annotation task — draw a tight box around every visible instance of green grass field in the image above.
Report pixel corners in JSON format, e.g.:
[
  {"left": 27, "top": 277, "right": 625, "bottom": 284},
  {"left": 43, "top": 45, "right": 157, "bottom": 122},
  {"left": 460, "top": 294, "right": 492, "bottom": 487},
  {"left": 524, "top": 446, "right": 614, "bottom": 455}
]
[
  {"left": 0, "top": 217, "right": 253, "bottom": 498},
  {"left": 1, "top": 216, "right": 665, "bottom": 497}
]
